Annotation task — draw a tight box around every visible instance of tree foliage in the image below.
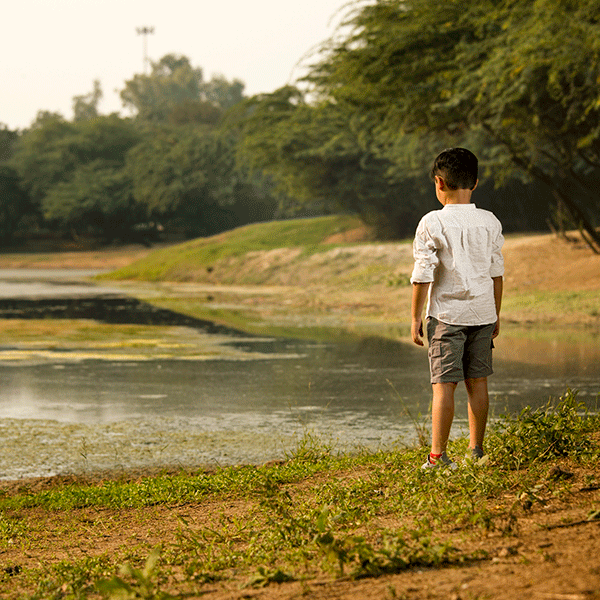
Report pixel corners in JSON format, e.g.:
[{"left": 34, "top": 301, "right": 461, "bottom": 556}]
[
  {"left": 305, "top": 0, "right": 600, "bottom": 249},
  {"left": 0, "top": 166, "right": 30, "bottom": 245},
  {"left": 127, "top": 125, "right": 274, "bottom": 237},
  {"left": 230, "top": 86, "right": 428, "bottom": 237},
  {"left": 0, "top": 123, "right": 18, "bottom": 163},
  {"left": 42, "top": 160, "right": 144, "bottom": 242},
  {"left": 72, "top": 80, "right": 103, "bottom": 122},
  {"left": 11, "top": 114, "right": 142, "bottom": 238},
  {"left": 120, "top": 54, "right": 245, "bottom": 123},
  {"left": 6, "top": 54, "right": 267, "bottom": 244}
]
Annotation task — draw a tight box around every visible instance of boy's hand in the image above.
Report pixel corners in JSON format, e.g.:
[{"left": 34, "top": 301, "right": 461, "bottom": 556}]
[
  {"left": 411, "top": 318, "right": 424, "bottom": 346},
  {"left": 492, "top": 319, "right": 500, "bottom": 339}
]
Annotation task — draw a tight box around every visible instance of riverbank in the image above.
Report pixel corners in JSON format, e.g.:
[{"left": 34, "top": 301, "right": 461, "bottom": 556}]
[
  {"left": 99, "top": 222, "right": 600, "bottom": 334},
  {"left": 2, "top": 223, "right": 599, "bottom": 337}
]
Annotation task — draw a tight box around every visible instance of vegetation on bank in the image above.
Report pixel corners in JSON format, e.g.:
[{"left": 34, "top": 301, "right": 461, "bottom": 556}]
[
  {"left": 100, "top": 214, "right": 374, "bottom": 283},
  {"left": 98, "top": 215, "right": 600, "bottom": 337},
  {"left": 0, "top": 391, "right": 598, "bottom": 599}
]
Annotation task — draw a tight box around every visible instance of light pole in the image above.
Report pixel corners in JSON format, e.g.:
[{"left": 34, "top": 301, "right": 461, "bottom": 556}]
[{"left": 136, "top": 26, "right": 155, "bottom": 74}]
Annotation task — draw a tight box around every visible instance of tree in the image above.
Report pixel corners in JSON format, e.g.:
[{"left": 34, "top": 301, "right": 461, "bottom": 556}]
[
  {"left": 42, "top": 160, "right": 144, "bottom": 242},
  {"left": 10, "top": 114, "right": 143, "bottom": 239},
  {"left": 229, "top": 84, "right": 433, "bottom": 238},
  {"left": 203, "top": 74, "right": 245, "bottom": 109},
  {"left": 12, "top": 114, "right": 140, "bottom": 206},
  {"left": 461, "top": 0, "right": 600, "bottom": 250},
  {"left": 307, "top": 0, "right": 600, "bottom": 249},
  {"left": 0, "top": 166, "right": 30, "bottom": 245},
  {"left": 120, "top": 54, "right": 245, "bottom": 123},
  {"left": 10, "top": 114, "right": 75, "bottom": 214},
  {"left": 72, "top": 80, "right": 103, "bottom": 122},
  {"left": 126, "top": 124, "right": 273, "bottom": 237},
  {"left": 167, "top": 99, "right": 223, "bottom": 126},
  {"left": 0, "top": 123, "right": 19, "bottom": 163}
]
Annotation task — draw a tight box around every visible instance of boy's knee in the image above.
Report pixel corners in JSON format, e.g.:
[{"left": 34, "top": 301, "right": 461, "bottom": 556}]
[{"left": 465, "top": 376, "right": 487, "bottom": 384}]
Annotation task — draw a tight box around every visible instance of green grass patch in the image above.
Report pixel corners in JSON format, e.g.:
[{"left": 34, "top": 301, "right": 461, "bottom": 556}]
[
  {"left": 101, "top": 215, "right": 367, "bottom": 282},
  {"left": 503, "top": 289, "right": 600, "bottom": 321}
]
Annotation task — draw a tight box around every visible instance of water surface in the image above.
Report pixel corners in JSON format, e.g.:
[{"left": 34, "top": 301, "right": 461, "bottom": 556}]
[
  {"left": 0, "top": 269, "right": 598, "bottom": 479},
  {"left": 1, "top": 330, "right": 598, "bottom": 479}
]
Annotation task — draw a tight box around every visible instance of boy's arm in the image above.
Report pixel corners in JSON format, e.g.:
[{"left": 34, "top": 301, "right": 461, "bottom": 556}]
[
  {"left": 492, "top": 276, "right": 503, "bottom": 338},
  {"left": 411, "top": 282, "right": 430, "bottom": 346}
]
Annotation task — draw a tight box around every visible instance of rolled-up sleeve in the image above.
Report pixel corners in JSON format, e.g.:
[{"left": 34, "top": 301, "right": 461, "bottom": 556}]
[
  {"left": 489, "top": 225, "right": 505, "bottom": 278},
  {"left": 410, "top": 217, "right": 439, "bottom": 283}
]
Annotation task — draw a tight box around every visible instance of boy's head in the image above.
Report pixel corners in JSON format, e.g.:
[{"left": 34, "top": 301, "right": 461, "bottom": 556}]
[{"left": 430, "top": 148, "right": 478, "bottom": 191}]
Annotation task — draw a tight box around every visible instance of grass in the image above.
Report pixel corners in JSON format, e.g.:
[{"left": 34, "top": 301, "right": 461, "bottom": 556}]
[
  {"left": 2, "top": 390, "right": 599, "bottom": 599},
  {"left": 0, "top": 320, "right": 179, "bottom": 344},
  {"left": 503, "top": 289, "right": 600, "bottom": 323},
  {"left": 101, "top": 215, "right": 368, "bottom": 283}
]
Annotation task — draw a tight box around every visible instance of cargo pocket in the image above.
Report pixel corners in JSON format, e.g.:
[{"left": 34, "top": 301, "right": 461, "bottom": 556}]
[{"left": 428, "top": 340, "right": 443, "bottom": 360}]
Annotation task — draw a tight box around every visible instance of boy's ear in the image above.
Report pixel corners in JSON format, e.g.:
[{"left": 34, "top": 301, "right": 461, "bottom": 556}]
[
  {"left": 435, "top": 175, "right": 445, "bottom": 190},
  {"left": 471, "top": 178, "right": 479, "bottom": 191}
]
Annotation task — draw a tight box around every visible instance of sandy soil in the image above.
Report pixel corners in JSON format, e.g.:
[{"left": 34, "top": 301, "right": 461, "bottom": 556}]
[
  {"left": 193, "top": 230, "right": 600, "bottom": 331},
  {"left": 1, "top": 231, "right": 599, "bottom": 599}
]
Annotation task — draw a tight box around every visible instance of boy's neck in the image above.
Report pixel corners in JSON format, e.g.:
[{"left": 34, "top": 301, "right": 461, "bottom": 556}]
[
  {"left": 441, "top": 190, "right": 472, "bottom": 205},
  {"left": 435, "top": 175, "right": 476, "bottom": 206}
]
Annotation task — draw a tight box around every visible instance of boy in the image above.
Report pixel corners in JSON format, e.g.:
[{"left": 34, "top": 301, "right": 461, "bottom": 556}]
[{"left": 410, "top": 148, "right": 504, "bottom": 469}]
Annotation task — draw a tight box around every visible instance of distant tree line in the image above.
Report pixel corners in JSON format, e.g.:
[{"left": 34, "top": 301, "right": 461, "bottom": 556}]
[
  {"left": 0, "top": 54, "right": 278, "bottom": 247},
  {"left": 2, "top": 0, "right": 600, "bottom": 251}
]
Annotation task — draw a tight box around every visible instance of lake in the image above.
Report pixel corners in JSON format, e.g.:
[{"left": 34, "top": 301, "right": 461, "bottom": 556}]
[
  {"left": 1, "top": 321, "right": 599, "bottom": 480},
  {"left": 0, "top": 268, "right": 598, "bottom": 479}
]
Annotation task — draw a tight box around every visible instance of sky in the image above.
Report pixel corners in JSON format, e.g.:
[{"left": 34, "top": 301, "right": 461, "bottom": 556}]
[{"left": 2, "top": 0, "right": 354, "bottom": 130}]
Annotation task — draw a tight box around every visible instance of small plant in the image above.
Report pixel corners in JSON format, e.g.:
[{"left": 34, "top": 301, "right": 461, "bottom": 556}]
[
  {"left": 243, "top": 566, "right": 295, "bottom": 588},
  {"left": 96, "top": 547, "right": 177, "bottom": 600},
  {"left": 0, "top": 511, "right": 26, "bottom": 547},
  {"left": 489, "top": 389, "right": 595, "bottom": 469},
  {"left": 313, "top": 506, "right": 455, "bottom": 579},
  {"left": 387, "top": 379, "right": 430, "bottom": 447},
  {"left": 28, "top": 556, "right": 111, "bottom": 600}
]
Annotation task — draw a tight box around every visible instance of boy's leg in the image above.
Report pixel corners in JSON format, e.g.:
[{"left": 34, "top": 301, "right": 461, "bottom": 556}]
[
  {"left": 431, "top": 382, "right": 457, "bottom": 455},
  {"left": 465, "top": 376, "right": 489, "bottom": 450}
]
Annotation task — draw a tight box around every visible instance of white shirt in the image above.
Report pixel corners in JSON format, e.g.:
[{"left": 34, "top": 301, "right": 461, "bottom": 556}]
[{"left": 410, "top": 204, "right": 505, "bottom": 326}]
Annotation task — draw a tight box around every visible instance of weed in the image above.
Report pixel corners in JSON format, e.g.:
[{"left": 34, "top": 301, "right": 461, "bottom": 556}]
[
  {"left": 0, "top": 512, "right": 27, "bottom": 547},
  {"left": 387, "top": 379, "right": 430, "bottom": 447},
  {"left": 488, "top": 389, "right": 597, "bottom": 469},
  {"left": 26, "top": 556, "right": 112, "bottom": 600},
  {"left": 243, "top": 566, "right": 295, "bottom": 588},
  {"left": 3, "top": 392, "right": 600, "bottom": 598},
  {"left": 96, "top": 547, "right": 177, "bottom": 600},
  {"left": 315, "top": 508, "right": 455, "bottom": 579}
]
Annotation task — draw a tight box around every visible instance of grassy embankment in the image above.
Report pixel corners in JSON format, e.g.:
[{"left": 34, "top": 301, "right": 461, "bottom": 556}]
[{"left": 97, "top": 214, "right": 600, "bottom": 342}]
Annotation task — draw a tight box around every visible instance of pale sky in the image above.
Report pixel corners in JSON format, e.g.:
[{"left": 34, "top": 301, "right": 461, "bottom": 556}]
[{"left": 2, "top": 0, "right": 355, "bottom": 130}]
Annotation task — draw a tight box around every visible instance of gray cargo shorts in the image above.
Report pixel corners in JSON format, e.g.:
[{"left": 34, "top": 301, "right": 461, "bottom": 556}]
[{"left": 426, "top": 317, "right": 495, "bottom": 384}]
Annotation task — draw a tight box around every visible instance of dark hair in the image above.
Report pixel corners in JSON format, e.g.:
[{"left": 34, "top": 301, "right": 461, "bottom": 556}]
[{"left": 430, "top": 147, "right": 478, "bottom": 190}]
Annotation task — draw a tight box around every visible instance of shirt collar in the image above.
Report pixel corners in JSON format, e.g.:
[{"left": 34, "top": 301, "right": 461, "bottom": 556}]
[{"left": 442, "top": 203, "right": 476, "bottom": 209}]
